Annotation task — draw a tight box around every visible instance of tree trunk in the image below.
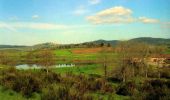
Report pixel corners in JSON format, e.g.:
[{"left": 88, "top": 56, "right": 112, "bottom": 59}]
[
  {"left": 131, "top": 61, "right": 135, "bottom": 77},
  {"left": 103, "top": 56, "right": 107, "bottom": 78},
  {"left": 132, "top": 66, "right": 135, "bottom": 77},
  {"left": 46, "top": 67, "right": 49, "bottom": 75},
  {"left": 123, "top": 72, "right": 126, "bottom": 82},
  {"left": 123, "top": 76, "right": 126, "bottom": 83},
  {"left": 104, "top": 63, "right": 107, "bottom": 78},
  {"left": 158, "top": 71, "right": 161, "bottom": 79},
  {"left": 145, "top": 65, "right": 148, "bottom": 78},
  {"left": 157, "top": 60, "right": 161, "bottom": 79}
]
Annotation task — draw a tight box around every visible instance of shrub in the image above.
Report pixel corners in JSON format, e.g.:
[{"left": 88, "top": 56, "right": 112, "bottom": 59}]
[
  {"left": 139, "top": 79, "right": 170, "bottom": 100},
  {"left": 101, "top": 83, "right": 114, "bottom": 93},
  {"left": 160, "top": 68, "right": 170, "bottom": 79},
  {"left": 0, "top": 69, "right": 43, "bottom": 97},
  {"left": 44, "top": 72, "right": 61, "bottom": 83},
  {"left": 41, "top": 85, "right": 94, "bottom": 100},
  {"left": 0, "top": 68, "right": 114, "bottom": 99},
  {"left": 116, "top": 81, "right": 137, "bottom": 96},
  {"left": 41, "top": 85, "right": 69, "bottom": 100},
  {"left": 0, "top": 73, "right": 17, "bottom": 89},
  {"left": 107, "top": 77, "right": 121, "bottom": 83}
]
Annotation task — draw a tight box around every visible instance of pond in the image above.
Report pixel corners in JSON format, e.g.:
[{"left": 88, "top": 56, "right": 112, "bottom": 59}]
[{"left": 16, "top": 64, "right": 75, "bottom": 70}]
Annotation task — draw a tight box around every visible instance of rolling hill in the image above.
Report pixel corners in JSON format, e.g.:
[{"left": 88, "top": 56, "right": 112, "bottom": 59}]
[{"left": 0, "top": 37, "right": 169, "bottom": 50}]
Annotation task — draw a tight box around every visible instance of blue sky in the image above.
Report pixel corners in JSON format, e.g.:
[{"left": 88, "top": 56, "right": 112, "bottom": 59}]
[{"left": 0, "top": 0, "right": 170, "bottom": 45}]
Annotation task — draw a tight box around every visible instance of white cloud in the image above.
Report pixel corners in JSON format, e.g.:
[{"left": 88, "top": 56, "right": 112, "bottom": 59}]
[
  {"left": 32, "top": 15, "right": 40, "bottom": 19},
  {"left": 0, "top": 22, "right": 18, "bottom": 32},
  {"left": 73, "top": 6, "right": 89, "bottom": 15},
  {"left": 87, "top": 6, "right": 160, "bottom": 25},
  {"left": 86, "top": 6, "right": 136, "bottom": 24},
  {"left": 0, "top": 22, "right": 69, "bottom": 30},
  {"left": 88, "top": 0, "right": 101, "bottom": 5},
  {"left": 139, "top": 17, "right": 159, "bottom": 24},
  {"left": 97, "top": 6, "right": 132, "bottom": 16}
]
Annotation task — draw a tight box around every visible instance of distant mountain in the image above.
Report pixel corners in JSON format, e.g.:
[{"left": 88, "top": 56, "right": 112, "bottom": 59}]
[
  {"left": 89, "top": 37, "right": 170, "bottom": 46},
  {"left": 91, "top": 39, "right": 119, "bottom": 46},
  {"left": 0, "top": 45, "right": 27, "bottom": 48},
  {"left": 129, "top": 37, "right": 170, "bottom": 45},
  {"left": 0, "top": 37, "right": 169, "bottom": 50},
  {"left": 0, "top": 43, "right": 59, "bottom": 50},
  {"left": 32, "top": 42, "right": 60, "bottom": 49}
]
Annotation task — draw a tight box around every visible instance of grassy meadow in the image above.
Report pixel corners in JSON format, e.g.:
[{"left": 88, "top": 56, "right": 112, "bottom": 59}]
[{"left": 0, "top": 45, "right": 170, "bottom": 100}]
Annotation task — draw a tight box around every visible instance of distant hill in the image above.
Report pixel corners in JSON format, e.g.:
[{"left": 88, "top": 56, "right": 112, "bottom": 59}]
[
  {"left": 0, "top": 45, "right": 27, "bottom": 48},
  {"left": 91, "top": 39, "right": 119, "bottom": 46},
  {"left": 0, "top": 43, "right": 58, "bottom": 50},
  {"left": 0, "top": 37, "right": 169, "bottom": 50},
  {"left": 91, "top": 37, "right": 170, "bottom": 46},
  {"left": 129, "top": 37, "right": 170, "bottom": 45},
  {"left": 32, "top": 42, "right": 59, "bottom": 49}
]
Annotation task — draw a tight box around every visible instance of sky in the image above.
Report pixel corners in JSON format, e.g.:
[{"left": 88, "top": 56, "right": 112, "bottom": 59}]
[{"left": 0, "top": 0, "right": 170, "bottom": 45}]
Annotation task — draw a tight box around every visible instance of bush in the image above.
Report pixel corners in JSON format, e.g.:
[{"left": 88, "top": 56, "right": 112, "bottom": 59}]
[
  {"left": 0, "top": 73, "right": 17, "bottom": 89},
  {"left": 160, "top": 68, "right": 170, "bottom": 79},
  {"left": 116, "top": 81, "right": 137, "bottom": 96},
  {"left": 0, "top": 69, "right": 43, "bottom": 97},
  {"left": 101, "top": 83, "right": 114, "bottom": 93},
  {"left": 41, "top": 85, "right": 93, "bottom": 100},
  {"left": 13, "top": 73, "right": 42, "bottom": 97},
  {"left": 139, "top": 79, "right": 170, "bottom": 100},
  {"left": 41, "top": 85, "right": 69, "bottom": 100},
  {"left": 107, "top": 77, "right": 121, "bottom": 83},
  {"left": 44, "top": 72, "right": 61, "bottom": 83},
  {"left": 0, "top": 68, "right": 114, "bottom": 99}
]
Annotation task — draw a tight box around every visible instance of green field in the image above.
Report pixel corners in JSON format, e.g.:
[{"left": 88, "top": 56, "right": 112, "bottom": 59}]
[
  {"left": 55, "top": 49, "right": 100, "bottom": 63},
  {"left": 0, "top": 47, "right": 169, "bottom": 100}
]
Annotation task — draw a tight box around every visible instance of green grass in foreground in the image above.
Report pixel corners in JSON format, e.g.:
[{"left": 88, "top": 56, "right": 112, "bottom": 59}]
[
  {"left": 0, "top": 64, "right": 131, "bottom": 100},
  {"left": 0, "top": 86, "right": 41, "bottom": 100},
  {"left": 0, "top": 86, "right": 25, "bottom": 100}
]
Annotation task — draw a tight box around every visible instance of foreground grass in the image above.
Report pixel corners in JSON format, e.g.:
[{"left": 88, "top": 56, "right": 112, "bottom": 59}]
[
  {"left": 0, "top": 64, "right": 130, "bottom": 100},
  {"left": 0, "top": 86, "right": 41, "bottom": 100},
  {"left": 0, "top": 86, "right": 25, "bottom": 100}
]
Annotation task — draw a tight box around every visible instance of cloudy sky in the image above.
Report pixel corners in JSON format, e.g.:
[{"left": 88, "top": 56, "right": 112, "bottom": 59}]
[{"left": 0, "top": 0, "right": 170, "bottom": 45}]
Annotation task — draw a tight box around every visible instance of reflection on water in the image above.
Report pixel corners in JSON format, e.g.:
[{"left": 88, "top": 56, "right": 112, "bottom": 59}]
[{"left": 16, "top": 64, "right": 75, "bottom": 70}]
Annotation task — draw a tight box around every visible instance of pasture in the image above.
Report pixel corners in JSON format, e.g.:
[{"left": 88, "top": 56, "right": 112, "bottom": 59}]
[{"left": 0, "top": 46, "right": 169, "bottom": 100}]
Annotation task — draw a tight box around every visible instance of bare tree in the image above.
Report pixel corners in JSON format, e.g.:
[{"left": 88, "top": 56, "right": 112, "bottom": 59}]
[
  {"left": 114, "top": 41, "right": 151, "bottom": 82},
  {"left": 99, "top": 47, "right": 113, "bottom": 78},
  {"left": 36, "top": 49, "right": 56, "bottom": 74},
  {"left": 136, "top": 43, "right": 150, "bottom": 78},
  {"left": 115, "top": 41, "right": 133, "bottom": 82},
  {"left": 152, "top": 46, "right": 166, "bottom": 78}
]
